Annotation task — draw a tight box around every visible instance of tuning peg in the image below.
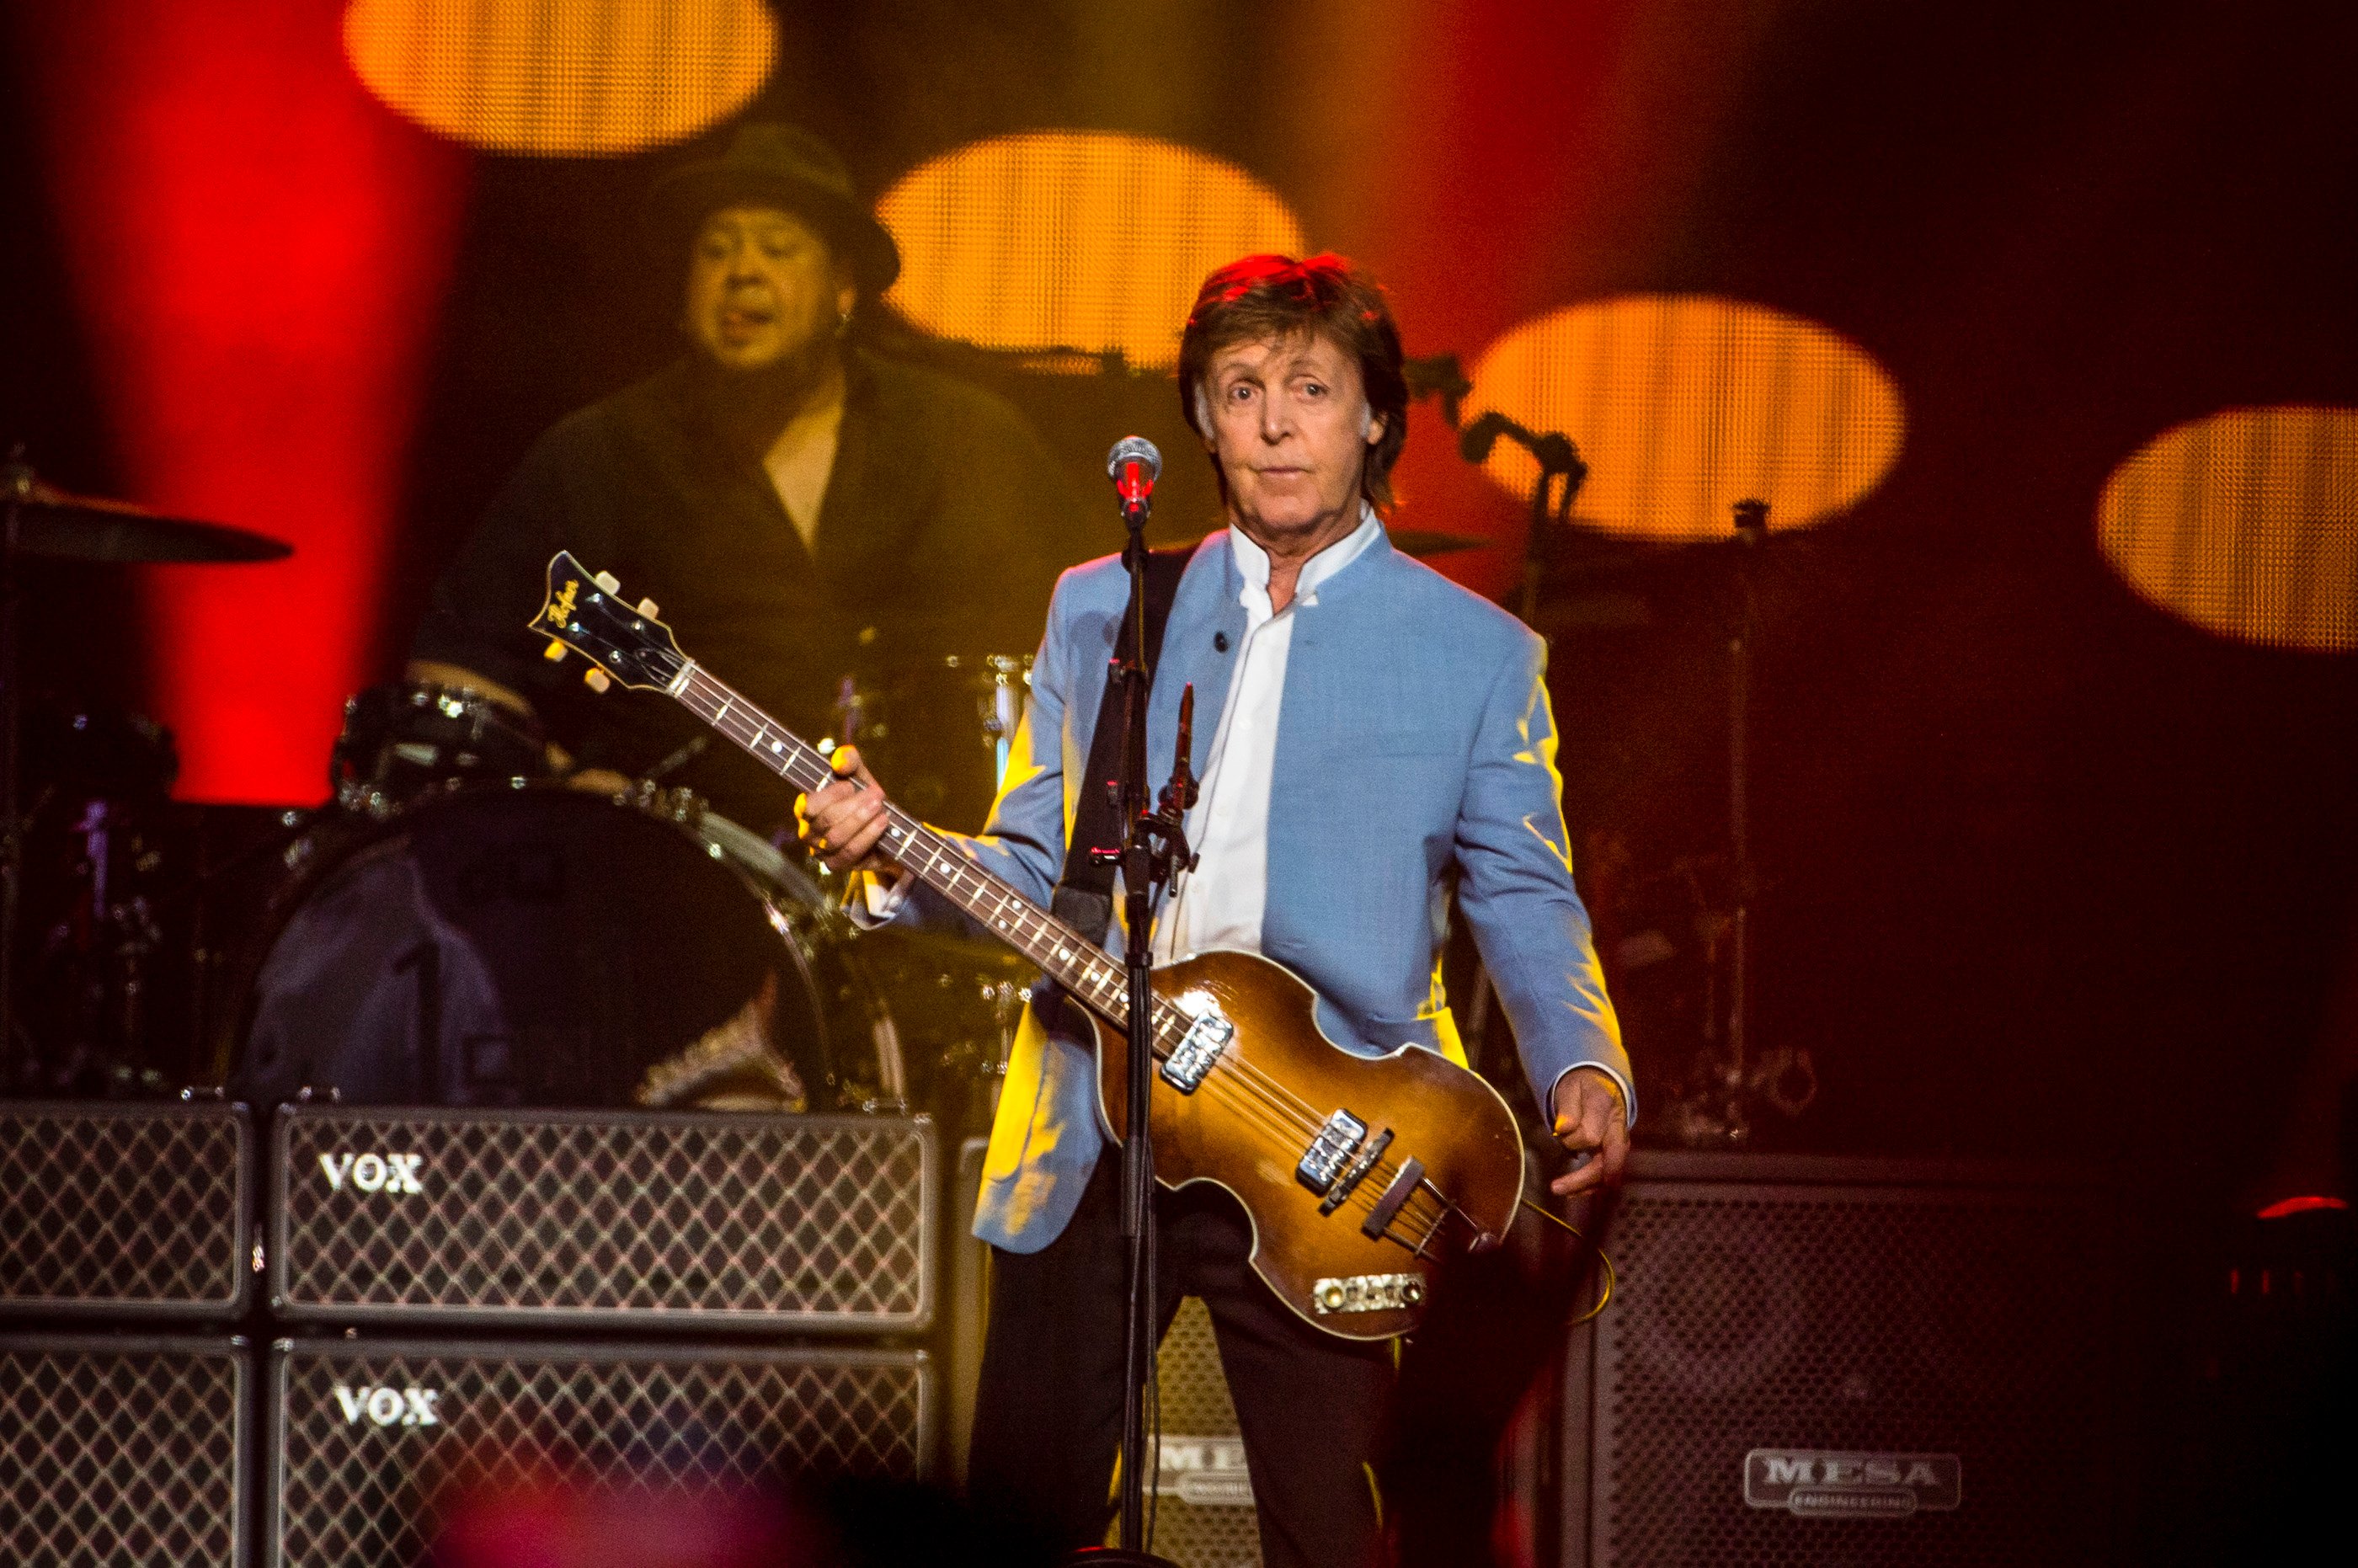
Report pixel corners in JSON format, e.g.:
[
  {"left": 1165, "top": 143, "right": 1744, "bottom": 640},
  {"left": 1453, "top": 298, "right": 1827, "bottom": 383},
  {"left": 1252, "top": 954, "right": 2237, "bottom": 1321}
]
[
  {"left": 637, "top": 597, "right": 659, "bottom": 617},
  {"left": 594, "top": 571, "right": 621, "bottom": 594},
  {"left": 584, "top": 668, "right": 611, "bottom": 694},
  {"left": 542, "top": 639, "right": 567, "bottom": 662}
]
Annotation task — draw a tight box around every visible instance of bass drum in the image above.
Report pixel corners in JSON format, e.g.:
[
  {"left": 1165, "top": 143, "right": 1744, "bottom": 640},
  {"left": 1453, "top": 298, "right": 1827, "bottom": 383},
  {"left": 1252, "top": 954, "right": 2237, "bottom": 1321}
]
[{"left": 218, "top": 785, "right": 904, "bottom": 1112}]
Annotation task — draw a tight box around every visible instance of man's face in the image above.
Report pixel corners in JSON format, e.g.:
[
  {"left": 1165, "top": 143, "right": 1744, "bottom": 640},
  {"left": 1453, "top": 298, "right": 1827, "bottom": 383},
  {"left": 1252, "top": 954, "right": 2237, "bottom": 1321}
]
[
  {"left": 683, "top": 205, "right": 855, "bottom": 374},
  {"left": 1199, "top": 330, "right": 1384, "bottom": 545}
]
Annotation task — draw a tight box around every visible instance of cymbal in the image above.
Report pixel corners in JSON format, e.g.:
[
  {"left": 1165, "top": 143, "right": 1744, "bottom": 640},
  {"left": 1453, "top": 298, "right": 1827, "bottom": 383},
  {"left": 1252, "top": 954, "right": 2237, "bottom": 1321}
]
[{"left": 5, "top": 474, "right": 292, "bottom": 564}]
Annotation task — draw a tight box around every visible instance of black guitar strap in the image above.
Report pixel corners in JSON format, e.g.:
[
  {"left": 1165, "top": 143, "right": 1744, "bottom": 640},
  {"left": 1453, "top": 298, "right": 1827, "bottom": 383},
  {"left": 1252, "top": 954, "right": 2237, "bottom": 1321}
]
[{"left": 1049, "top": 547, "right": 1192, "bottom": 943}]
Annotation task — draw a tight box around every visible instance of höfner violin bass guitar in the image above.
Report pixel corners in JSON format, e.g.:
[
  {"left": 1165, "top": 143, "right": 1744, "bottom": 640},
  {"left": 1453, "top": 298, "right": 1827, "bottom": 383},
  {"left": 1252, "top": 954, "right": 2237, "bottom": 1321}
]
[{"left": 532, "top": 551, "right": 1525, "bottom": 1339}]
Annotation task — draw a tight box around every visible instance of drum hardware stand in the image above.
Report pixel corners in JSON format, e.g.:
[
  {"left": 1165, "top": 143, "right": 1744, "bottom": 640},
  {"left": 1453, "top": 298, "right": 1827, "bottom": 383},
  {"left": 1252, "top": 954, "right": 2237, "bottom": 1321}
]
[
  {"left": 1082, "top": 439, "right": 1191, "bottom": 1568},
  {"left": 1661, "top": 499, "right": 1817, "bottom": 1146},
  {"left": 0, "top": 451, "right": 289, "bottom": 1092},
  {"left": 1428, "top": 409, "right": 1590, "bottom": 1069},
  {"left": 3, "top": 450, "right": 29, "bottom": 1085}
]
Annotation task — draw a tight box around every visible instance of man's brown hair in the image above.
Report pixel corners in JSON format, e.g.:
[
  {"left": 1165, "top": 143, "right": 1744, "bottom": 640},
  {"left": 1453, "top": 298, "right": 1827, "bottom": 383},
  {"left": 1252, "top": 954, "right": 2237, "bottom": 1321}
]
[{"left": 1177, "top": 253, "right": 1409, "bottom": 509}]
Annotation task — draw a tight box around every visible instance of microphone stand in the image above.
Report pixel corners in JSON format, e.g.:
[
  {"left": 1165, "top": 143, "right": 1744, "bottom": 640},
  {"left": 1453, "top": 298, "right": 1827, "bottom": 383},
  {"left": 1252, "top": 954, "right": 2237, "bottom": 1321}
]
[
  {"left": 1, "top": 453, "right": 27, "bottom": 1090},
  {"left": 1099, "top": 477, "right": 1193, "bottom": 1565},
  {"left": 1720, "top": 499, "right": 1766, "bottom": 1139},
  {"left": 1454, "top": 411, "right": 1588, "bottom": 627},
  {"left": 1448, "top": 416, "right": 1586, "bottom": 1063}
]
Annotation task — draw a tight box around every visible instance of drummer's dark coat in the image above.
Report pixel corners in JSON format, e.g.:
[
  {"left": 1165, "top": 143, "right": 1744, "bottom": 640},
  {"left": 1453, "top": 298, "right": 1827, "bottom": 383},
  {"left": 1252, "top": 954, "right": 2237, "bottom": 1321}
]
[{"left": 413, "top": 349, "right": 1097, "bottom": 829}]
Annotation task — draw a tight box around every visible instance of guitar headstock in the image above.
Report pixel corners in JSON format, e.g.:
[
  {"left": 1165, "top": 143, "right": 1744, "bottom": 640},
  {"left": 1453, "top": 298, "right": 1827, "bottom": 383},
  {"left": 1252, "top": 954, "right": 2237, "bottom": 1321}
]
[{"left": 530, "top": 552, "right": 685, "bottom": 694}]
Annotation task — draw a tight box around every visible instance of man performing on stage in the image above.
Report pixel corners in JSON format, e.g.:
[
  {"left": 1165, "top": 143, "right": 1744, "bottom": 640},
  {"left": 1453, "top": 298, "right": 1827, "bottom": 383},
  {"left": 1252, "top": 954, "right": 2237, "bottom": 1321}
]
[
  {"left": 411, "top": 122, "right": 1095, "bottom": 831},
  {"left": 802, "top": 253, "right": 1632, "bottom": 1566}
]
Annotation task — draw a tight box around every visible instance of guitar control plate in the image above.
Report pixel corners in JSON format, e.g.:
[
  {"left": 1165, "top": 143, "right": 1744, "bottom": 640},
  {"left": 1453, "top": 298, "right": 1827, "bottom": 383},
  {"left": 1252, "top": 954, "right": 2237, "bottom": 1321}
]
[{"left": 1310, "top": 1272, "right": 1425, "bottom": 1315}]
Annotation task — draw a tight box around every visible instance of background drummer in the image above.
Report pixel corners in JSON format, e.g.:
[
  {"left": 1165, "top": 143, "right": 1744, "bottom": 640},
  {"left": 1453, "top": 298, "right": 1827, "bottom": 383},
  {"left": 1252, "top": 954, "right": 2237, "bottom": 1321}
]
[{"left": 408, "top": 122, "right": 1096, "bottom": 832}]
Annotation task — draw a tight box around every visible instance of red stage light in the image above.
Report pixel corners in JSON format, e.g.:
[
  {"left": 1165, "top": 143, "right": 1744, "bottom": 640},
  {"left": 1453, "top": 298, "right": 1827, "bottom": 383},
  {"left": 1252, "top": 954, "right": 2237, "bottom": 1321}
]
[
  {"left": 21, "top": 0, "right": 469, "bottom": 802},
  {"left": 2256, "top": 1195, "right": 2351, "bottom": 1219}
]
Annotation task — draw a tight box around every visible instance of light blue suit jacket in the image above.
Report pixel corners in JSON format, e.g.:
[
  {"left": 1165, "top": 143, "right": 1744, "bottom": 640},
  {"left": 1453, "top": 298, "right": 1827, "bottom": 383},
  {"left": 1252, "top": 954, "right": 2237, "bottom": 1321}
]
[{"left": 884, "top": 527, "right": 1628, "bottom": 1252}]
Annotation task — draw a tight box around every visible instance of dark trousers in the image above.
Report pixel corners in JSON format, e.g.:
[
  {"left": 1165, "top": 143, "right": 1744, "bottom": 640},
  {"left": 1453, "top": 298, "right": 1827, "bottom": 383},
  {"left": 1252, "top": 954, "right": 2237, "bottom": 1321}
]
[{"left": 967, "top": 1155, "right": 1396, "bottom": 1568}]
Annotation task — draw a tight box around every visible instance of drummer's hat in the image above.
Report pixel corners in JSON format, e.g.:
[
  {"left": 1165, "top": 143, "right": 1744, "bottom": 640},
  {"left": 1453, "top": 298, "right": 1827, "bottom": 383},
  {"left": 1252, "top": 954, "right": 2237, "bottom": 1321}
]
[{"left": 645, "top": 122, "right": 900, "bottom": 295}]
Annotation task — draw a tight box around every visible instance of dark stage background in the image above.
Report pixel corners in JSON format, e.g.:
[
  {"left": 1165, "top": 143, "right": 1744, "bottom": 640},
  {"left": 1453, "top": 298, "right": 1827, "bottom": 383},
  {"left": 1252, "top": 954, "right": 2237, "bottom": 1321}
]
[
  {"left": 8, "top": 0, "right": 2352, "bottom": 1178},
  {"left": 4, "top": 0, "right": 2355, "bottom": 1559}
]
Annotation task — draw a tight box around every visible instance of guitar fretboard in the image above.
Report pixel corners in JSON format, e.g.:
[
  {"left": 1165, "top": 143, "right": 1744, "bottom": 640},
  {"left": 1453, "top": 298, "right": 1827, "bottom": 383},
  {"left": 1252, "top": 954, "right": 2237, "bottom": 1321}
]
[{"left": 665, "top": 658, "right": 1160, "bottom": 1037}]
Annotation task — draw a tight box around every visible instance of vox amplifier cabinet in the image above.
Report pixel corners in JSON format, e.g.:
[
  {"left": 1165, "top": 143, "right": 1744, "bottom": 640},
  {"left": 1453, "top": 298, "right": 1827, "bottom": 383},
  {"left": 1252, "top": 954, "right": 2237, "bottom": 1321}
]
[
  {"left": 1561, "top": 1154, "right": 2117, "bottom": 1568},
  {"left": 0, "top": 1101, "right": 252, "bottom": 1320},
  {"left": 0, "top": 1334, "right": 249, "bottom": 1566},
  {"left": 1105, "top": 1298, "right": 1262, "bottom": 1568},
  {"left": 264, "top": 1336, "right": 934, "bottom": 1568},
  {"left": 269, "top": 1106, "right": 936, "bottom": 1333}
]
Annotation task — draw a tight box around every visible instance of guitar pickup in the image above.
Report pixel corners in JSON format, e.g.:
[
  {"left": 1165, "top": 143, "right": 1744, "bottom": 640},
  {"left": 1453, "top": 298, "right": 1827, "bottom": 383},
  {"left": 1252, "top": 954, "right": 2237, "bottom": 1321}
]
[
  {"left": 1160, "top": 1005, "right": 1232, "bottom": 1094},
  {"left": 1296, "top": 1109, "right": 1368, "bottom": 1197}
]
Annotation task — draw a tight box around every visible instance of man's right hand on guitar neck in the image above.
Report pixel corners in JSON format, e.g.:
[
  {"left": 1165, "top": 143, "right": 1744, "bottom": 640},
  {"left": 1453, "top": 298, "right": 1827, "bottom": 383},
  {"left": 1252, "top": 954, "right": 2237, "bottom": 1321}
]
[{"left": 796, "top": 744, "right": 906, "bottom": 882}]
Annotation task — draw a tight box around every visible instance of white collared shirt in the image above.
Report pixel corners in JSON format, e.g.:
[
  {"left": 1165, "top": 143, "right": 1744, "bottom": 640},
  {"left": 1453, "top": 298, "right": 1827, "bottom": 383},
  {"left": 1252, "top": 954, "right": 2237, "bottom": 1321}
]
[{"left": 1150, "top": 508, "right": 1381, "bottom": 962}]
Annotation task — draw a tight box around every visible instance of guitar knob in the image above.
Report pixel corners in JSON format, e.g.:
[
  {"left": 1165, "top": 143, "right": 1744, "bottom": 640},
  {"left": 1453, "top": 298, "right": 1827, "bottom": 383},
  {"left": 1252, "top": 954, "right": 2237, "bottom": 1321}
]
[
  {"left": 584, "top": 669, "right": 611, "bottom": 694},
  {"left": 594, "top": 571, "right": 621, "bottom": 594},
  {"left": 637, "top": 597, "right": 659, "bottom": 617},
  {"left": 542, "top": 640, "right": 567, "bottom": 663}
]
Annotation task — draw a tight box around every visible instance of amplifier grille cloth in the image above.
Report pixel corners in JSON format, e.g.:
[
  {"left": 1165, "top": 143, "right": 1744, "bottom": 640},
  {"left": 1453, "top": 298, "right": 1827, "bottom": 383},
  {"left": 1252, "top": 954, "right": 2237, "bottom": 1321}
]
[
  {"left": 275, "top": 1111, "right": 928, "bottom": 1325},
  {"left": 1, "top": 1339, "right": 244, "bottom": 1567},
  {"left": 0, "top": 1105, "right": 246, "bottom": 1312},
  {"left": 272, "top": 1342, "right": 928, "bottom": 1568},
  {"left": 1593, "top": 1185, "right": 2108, "bottom": 1567}
]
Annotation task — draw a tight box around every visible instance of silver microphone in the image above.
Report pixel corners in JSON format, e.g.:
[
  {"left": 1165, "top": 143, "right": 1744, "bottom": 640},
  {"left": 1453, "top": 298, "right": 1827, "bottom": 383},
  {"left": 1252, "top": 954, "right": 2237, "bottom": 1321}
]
[
  {"left": 1107, "top": 435, "right": 1161, "bottom": 520},
  {"left": 1106, "top": 435, "right": 1162, "bottom": 486}
]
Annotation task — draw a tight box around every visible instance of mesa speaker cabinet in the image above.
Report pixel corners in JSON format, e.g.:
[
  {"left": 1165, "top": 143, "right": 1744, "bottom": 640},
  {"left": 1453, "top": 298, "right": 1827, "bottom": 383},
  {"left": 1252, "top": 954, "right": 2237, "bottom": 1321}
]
[
  {"left": 0, "top": 1334, "right": 249, "bottom": 1567},
  {"left": 1107, "top": 1297, "right": 1263, "bottom": 1568},
  {"left": 0, "top": 1101, "right": 252, "bottom": 1320},
  {"left": 269, "top": 1106, "right": 935, "bottom": 1333},
  {"left": 945, "top": 1145, "right": 1262, "bottom": 1566},
  {"left": 265, "top": 1336, "right": 934, "bottom": 1568},
  {"left": 1561, "top": 1153, "right": 2116, "bottom": 1568}
]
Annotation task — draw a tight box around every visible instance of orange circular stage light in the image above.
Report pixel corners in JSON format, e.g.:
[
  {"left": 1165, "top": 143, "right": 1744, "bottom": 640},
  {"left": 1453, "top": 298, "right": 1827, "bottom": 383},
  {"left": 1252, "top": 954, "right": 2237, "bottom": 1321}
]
[
  {"left": 2098, "top": 405, "right": 2358, "bottom": 653},
  {"left": 1464, "top": 296, "right": 1906, "bottom": 541},
  {"left": 876, "top": 131, "right": 1306, "bottom": 371},
  {"left": 343, "top": 0, "right": 776, "bottom": 157}
]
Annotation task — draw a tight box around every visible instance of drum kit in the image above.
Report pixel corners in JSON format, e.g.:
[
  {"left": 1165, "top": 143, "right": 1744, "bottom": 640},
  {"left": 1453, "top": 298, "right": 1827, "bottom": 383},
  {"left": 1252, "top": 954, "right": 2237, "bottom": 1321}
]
[
  {"left": 1, "top": 456, "right": 1032, "bottom": 1140},
  {"left": 6, "top": 365, "right": 1836, "bottom": 1152}
]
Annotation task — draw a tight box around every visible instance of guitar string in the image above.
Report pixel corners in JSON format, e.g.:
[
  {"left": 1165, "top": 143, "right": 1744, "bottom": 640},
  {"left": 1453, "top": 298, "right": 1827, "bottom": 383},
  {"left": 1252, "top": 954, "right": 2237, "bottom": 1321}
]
[
  {"left": 679, "top": 664, "right": 1347, "bottom": 1134},
  {"left": 672, "top": 660, "right": 1459, "bottom": 1247},
  {"left": 680, "top": 664, "right": 1459, "bottom": 1244},
  {"left": 567, "top": 606, "right": 1450, "bottom": 1238}
]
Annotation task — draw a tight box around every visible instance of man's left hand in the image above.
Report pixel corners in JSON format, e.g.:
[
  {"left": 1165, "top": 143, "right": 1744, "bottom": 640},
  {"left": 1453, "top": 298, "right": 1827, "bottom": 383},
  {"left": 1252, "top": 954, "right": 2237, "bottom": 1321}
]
[{"left": 1549, "top": 1068, "right": 1630, "bottom": 1196}]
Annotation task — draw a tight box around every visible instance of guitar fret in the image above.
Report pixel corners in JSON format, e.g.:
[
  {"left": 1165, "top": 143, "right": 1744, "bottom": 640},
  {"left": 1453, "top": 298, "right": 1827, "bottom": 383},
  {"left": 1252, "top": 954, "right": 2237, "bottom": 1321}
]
[{"left": 664, "top": 662, "right": 1166, "bottom": 1038}]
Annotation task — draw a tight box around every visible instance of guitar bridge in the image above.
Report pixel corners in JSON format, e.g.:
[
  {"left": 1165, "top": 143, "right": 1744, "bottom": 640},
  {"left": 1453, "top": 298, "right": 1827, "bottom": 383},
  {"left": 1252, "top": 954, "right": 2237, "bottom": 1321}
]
[
  {"left": 1317, "top": 1127, "right": 1394, "bottom": 1216},
  {"left": 1296, "top": 1110, "right": 1369, "bottom": 1196}
]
